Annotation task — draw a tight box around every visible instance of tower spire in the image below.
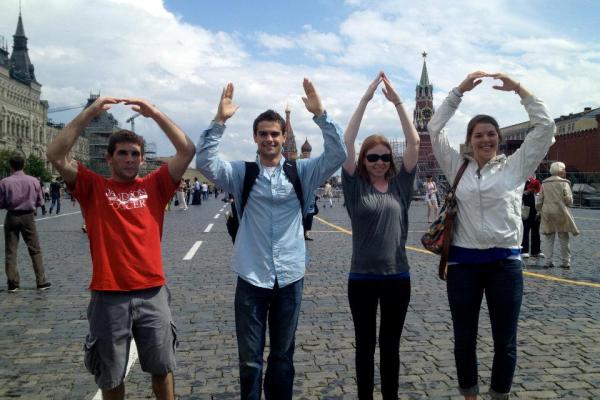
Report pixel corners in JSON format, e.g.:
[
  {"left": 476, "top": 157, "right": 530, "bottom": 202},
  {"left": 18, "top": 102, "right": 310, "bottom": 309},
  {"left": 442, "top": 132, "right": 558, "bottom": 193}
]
[
  {"left": 10, "top": 8, "right": 37, "bottom": 85},
  {"left": 419, "top": 52, "right": 430, "bottom": 87}
]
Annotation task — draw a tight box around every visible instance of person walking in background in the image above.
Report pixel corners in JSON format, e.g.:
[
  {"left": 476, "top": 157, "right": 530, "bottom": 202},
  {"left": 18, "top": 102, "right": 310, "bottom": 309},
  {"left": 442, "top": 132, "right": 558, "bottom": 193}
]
[
  {"left": 303, "top": 194, "right": 318, "bottom": 241},
  {"left": 521, "top": 175, "right": 543, "bottom": 259},
  {"left": 48, "top": 176, "right": 62, "bottom": 214},
  {"left": 191, "top": 177, "right": 202, "bottom": 205},
  {"left": 424, "top": 175, "right": 438, "bottom": 223},
  {"left": 537, "top": 162, "right": 579, "bottom": 269},
  {"left": 176, "top": 181, "right": 188, "bottom": 210},
  {"left": 201, "top": 181, "right": 209, "bottom": 200},
  {"left": 38, "top": 178, "right": 47, "bottom": 215},
  {"left": 428, "top": 71, "right": 555, "bottom": 400},
  {"left": 342, "top": 72, "right": 419, "bottom": 399},
  {"left": 0, "top": 153, "right": 51, "bottom": 292},
  {"left": 323, "top": 180, "right": 333, "bottom": 207}
]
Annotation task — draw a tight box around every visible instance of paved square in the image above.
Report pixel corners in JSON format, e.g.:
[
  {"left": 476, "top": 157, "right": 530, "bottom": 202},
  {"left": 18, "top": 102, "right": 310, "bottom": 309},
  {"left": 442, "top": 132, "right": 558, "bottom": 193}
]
[{"left": 1, "top": 196, "right": 599, "bottom": 399}]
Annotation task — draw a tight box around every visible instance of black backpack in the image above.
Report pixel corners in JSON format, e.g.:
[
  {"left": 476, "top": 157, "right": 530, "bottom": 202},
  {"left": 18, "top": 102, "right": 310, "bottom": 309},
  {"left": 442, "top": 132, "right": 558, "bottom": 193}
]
[{"left": 226, "top": 160, "right": 304, "bottom": 243}]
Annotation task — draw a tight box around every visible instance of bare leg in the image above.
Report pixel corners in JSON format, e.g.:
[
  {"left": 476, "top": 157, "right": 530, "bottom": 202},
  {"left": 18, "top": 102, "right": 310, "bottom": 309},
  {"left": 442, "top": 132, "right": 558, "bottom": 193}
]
[
  {"left": 152, "top": 372, "right": 175, "bottom": 400},
  {"left": 102, "top": 383, "right": 124, "bottom": 400}
]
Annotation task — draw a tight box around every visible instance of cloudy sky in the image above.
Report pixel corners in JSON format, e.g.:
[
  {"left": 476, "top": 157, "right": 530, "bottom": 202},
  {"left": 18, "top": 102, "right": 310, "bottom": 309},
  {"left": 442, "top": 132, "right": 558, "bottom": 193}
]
[{"left": 1, "top": 0, "right": 599, "bottom": 161}]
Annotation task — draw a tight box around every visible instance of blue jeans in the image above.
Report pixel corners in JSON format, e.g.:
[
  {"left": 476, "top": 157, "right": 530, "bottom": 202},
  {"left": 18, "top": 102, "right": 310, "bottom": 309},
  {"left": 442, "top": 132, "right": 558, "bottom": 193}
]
[
  {"left": 234, "top": 277, "right": 303, "bottom": 400},
  {"left": 49, "top": 197, "right": 60, "bottom": 214},
  {"left": 446, "top": 259, "right": 523, "bottom": 398}
]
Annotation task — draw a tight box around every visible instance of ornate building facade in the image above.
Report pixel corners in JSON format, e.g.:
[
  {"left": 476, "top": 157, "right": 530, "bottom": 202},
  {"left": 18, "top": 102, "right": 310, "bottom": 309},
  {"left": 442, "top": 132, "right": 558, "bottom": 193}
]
[{"left": 0, "top": 12, "right": 88, "bottom": 174}]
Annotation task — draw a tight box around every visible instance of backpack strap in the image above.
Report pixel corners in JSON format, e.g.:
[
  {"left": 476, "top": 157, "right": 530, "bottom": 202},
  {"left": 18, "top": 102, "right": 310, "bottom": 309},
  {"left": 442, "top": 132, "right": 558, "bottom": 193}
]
[
  {"left": 240, "top": 162, "right": 260, "bottom": 217},
  {"left": 282, "top": 159, "right": 305, "bottom": 213},
  {"left": 240, "top": 159, "right": 304, "bottom": 217}
]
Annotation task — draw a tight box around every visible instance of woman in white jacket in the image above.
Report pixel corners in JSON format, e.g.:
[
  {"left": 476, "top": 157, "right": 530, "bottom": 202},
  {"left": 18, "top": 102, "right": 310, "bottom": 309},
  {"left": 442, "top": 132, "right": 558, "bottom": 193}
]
[{"left": 428, "top": 71, "right": 555, "bottom": 400}]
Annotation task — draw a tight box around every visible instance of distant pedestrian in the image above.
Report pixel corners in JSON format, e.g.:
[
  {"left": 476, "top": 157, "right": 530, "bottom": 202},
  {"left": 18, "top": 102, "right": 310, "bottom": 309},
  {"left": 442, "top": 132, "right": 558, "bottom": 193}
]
[
  {"left": 303, "top": 194, "right": 318, "bottom": 241},
  {"left": 176, "top": 181, "right": 188, "bottom": 210},
  {"left": 537, "top": 162, "right": 579, "bottom": 269},
  {"left": 47, "top": 96, "right": 195, "bottom": 400},
  {"left": 424, "top": 175, "right": 438, "bottom": 223},
  {"left": 191, "top": 177, "right": 202, "bottom": 205},
  {"left": 49, "top": 177, "right": 62, "bottom": 214},
  {"left": 323, "top": 181, "right": 333, "bottom": 207},
  {"left": 201, "top": 182, "right": 209, "bottom": 200},
  {"left": 185, "top": 179, "right": 191, "bottom": 204},
  {"left": 521, "top": 175, "right": 543, "bottom": 259},
  {"left": 0, "top": 153, "right": 51, "bottom": 292},
  {"left": 342, "top": 72, "right": 419, "bottom": 399},
  {"left": 38, "top": 178, "right": 47, "bottom": 215}
]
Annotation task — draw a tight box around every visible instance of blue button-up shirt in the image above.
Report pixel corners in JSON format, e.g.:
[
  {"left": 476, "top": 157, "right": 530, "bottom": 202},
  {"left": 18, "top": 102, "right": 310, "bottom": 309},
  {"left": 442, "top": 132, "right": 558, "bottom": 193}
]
[{"left": 196, "top": 112, "right": 346, "bottom": 288}]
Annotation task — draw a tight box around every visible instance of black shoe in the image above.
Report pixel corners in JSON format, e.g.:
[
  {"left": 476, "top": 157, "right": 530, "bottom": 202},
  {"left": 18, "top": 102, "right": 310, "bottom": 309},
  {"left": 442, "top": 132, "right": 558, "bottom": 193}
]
[
  {"left": 37, "top": 282, "right": 52, "bottom": 290},
  {"left": 7, "top": 282, "right": 19, "bottom": 293},
  {"left": 544, "top": 263, "right": 555, "bottom": 269},
  {"left": 304, "top": 236, "right": 314, "bottom": 241},
  {"left": 560, "top": 265, "right": 571, "bottom": 269}
]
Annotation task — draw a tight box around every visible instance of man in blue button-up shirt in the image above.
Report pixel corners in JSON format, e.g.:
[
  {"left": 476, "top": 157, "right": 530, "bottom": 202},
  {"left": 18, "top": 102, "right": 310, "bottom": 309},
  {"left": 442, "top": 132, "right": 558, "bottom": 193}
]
[{"left": 197, "top": 79, "right": 346, "bottom": 400}]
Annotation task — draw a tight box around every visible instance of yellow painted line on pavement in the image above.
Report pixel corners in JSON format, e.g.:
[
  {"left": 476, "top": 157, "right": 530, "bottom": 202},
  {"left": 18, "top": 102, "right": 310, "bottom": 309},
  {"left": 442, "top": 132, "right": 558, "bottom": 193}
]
[{"left": 315, "top": 216, "right": 600, "bottom": 288}]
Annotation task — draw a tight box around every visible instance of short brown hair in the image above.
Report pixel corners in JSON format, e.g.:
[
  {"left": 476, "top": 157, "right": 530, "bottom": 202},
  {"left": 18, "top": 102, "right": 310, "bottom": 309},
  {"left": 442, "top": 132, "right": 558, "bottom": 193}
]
[
  {"left": 465, "top": 115, "right": 502, "bottom": 145},
  {"left": 253, "top": 110, "right": 286, "bottom": 136},
  {"left": 356, "top": 134, "right": 397, "bottom": 183},
  {"left": 107, "top": 130, "right": 145, "bottom": 156}
]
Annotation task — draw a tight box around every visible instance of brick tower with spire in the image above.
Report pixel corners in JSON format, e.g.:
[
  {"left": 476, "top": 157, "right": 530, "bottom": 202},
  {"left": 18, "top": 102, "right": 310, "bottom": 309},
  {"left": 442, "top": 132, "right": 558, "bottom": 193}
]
[
  {"left": 413, "top": 52, "right": 445, "bottom": 190},
  {"left": 282, "top": 104, "right": 298, "bottom": 160}
]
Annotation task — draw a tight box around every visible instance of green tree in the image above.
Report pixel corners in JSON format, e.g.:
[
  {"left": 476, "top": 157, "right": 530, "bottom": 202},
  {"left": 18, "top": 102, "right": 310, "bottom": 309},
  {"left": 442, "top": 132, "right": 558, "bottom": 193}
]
[
  {"left": 0, "top": 149, "right": 14, "bottom": 178},
  {"left": 24, "top": 154, "right": 52, "bottom": 182}
]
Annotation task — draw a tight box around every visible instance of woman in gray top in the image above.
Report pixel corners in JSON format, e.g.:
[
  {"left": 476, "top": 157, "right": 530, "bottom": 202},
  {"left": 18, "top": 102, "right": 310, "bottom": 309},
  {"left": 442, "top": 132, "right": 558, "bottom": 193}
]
[{"left": 342, "top": 72, "right": 420, "bottom": 399}]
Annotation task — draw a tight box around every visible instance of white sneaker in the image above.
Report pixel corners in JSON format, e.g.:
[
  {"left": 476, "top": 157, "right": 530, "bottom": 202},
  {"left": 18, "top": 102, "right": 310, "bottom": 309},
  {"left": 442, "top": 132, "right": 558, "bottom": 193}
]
[
  {"left": 521, "top": 253, "right": 530, "bottom": 258},
  {"left": 533, "top": 253, "right": 545, "bottom": 258}
]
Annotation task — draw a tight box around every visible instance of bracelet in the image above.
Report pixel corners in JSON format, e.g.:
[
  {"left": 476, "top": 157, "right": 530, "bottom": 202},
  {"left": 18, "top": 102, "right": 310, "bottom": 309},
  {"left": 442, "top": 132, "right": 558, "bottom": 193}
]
[
  {"left": 394, "top": 101, "right": 402, "bottom": 107},
  {"left": 514, "top": 82, "right": 521, "bottom": 95}
]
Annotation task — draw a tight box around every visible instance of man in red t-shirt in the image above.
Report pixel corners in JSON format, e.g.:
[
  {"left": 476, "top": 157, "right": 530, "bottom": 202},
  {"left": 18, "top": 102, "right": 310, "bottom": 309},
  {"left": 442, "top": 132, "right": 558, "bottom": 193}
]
[{"left": 47, "top": 97, "right": 195, "bottom": 400}]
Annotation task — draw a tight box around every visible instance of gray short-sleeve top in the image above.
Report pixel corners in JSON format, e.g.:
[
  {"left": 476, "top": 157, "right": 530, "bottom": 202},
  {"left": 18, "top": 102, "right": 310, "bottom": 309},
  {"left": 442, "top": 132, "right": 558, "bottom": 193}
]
[{"left": 342, "top": 165, "right": 416, "bottom": 275}]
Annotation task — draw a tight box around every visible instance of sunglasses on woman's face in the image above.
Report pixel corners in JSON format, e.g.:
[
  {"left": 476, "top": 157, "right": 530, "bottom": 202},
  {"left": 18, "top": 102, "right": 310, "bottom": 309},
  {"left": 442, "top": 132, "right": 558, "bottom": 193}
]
[{"left": 365, "top": 153, "right": 392, "bottom": 163}]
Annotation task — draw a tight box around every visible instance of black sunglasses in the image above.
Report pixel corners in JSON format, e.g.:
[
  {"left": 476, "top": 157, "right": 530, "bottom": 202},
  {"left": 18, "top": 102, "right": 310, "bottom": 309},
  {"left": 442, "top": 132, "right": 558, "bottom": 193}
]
[{"left": 365, "top": 153, "right": 392, "bottom": 163}]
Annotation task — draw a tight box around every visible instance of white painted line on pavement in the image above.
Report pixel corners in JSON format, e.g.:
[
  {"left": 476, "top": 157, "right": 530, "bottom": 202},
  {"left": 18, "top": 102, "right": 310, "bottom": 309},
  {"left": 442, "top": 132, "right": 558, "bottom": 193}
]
[
  {"left": 214, "top": 214, "right": 220, "bottom": 219},
  {"left": 183, "top": 241, "right": 203, "bottom": 260},
  {"left": 204, "top": 223, "right": 214, "bottom": 233},
  {"left": 0, "top": 211, "right": 81, "bottom": 227},
  {"left": 92, "top": 340, "right": 138, "bottom": 399}
]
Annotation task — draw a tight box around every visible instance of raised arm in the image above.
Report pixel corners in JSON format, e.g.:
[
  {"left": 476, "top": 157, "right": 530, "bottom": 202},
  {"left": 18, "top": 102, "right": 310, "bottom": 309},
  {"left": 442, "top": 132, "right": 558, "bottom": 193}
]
[
  {"left": 46, "top": 97, "right": 121, "bottom": 185},
  {"left": 123, "top": 99, "right": 195, "bottom": 183},
  {"left": 381, "top": 73, "right": 420, "bottom": 172},
  {"left": 196, "top": 83, "right": 240, "bottom": 192},
  {"left": 343, "top": 72, "right": 383, "bottom": 175}
]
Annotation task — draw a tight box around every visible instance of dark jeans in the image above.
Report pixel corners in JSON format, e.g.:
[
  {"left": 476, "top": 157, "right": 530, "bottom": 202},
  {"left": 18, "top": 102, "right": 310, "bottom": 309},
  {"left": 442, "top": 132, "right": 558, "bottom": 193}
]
[
  {"left": 348, "top": 278, "right": 411, "bottom": 400},
  {"left": 235, "top": 277, "right": 303, "bottom": 400},
  {"left": 521, "top": 217, "right": 541, "bottom": 254},
  {"left": 49, "top": 196, "right": 60, "bottom": 214},
  {"left": 446, "top": 259, "right": 523, "bottom": 397}
]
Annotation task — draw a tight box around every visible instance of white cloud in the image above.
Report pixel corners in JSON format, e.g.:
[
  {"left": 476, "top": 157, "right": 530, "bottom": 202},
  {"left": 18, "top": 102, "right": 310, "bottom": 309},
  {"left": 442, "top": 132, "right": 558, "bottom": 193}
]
[{"left": 1, "top": 0, "right": 599, "bottom": 166}]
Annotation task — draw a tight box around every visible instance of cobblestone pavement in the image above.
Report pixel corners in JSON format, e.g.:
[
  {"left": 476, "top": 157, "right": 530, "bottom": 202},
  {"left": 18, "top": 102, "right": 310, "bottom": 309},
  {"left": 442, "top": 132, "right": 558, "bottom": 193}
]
[{"left": 1, "top": 196, "right": 600, "bottom": 399}]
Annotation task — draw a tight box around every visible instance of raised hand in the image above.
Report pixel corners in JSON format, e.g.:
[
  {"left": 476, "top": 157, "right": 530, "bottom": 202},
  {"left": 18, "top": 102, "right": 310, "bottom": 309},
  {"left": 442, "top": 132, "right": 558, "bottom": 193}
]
[
  {"left": 215, "top": 83, "right": 239, "bottom": 124},
  {"left": 381, "top": 73, "right": 401, "bottom": 105},
  {"left": 87, "top": 97, "right": 121, "bottom": 118},
  {"left": 489, "top": 73, "right": 520, "bottom": 92},
  {"left": 122, "top": 98, "right": 160, "bottom": 118},
  {"left": 457, "top": 71, "right": 490, "bottom": 94},
  {"left": 363, "top": 72, "right": 384, "bottom": 102},
  {"left": 301, "top": 78, "right": 324, "bottom": 117}
]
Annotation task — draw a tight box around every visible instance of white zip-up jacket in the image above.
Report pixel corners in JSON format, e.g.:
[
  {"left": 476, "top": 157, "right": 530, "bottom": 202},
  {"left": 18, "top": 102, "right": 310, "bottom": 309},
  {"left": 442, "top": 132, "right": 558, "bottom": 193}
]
[{"left": 428, "top": 90, "right": 556, "bottom": 250}]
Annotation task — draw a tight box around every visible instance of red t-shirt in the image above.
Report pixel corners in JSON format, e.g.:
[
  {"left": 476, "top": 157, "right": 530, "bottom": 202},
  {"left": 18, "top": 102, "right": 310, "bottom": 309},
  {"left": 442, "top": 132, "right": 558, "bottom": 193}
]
[{"left": 70, "top": 163, "right": 177, "bottom": 291}]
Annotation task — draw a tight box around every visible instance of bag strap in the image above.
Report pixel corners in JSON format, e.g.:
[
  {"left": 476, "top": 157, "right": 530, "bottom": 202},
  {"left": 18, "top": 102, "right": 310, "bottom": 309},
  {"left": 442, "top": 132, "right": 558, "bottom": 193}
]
[
  {"left": 240, "top": 162, "right": 260, "bottom": 217},
  {"left": 282, "top": 159, "right": 305, "bottom": 213},
  {"left": 438, "top": 159, "right": 469, "bottom": 280},
  {"left": 239, "top": 160, "right": 304, "bottom": 217}
]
